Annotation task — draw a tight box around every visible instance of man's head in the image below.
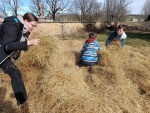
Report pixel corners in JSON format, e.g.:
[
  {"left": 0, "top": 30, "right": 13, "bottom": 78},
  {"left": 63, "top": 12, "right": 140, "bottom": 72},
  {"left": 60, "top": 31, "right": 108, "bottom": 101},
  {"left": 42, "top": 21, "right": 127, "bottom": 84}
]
[
  {"left": 117, "top": 25, "right": 125, "bottom": 36},
  {"left": 23, "top": 13, "right": 38, "bottom": 32},
  {"left": 89, "top": 32, "right": 97, "bottom": 38}
]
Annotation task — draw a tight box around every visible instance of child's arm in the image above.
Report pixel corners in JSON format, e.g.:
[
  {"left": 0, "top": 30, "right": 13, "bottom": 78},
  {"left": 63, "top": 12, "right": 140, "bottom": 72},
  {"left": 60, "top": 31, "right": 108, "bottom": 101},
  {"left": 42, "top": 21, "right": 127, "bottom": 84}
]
[{"left": 106, "top": 31, "right": 115, "bottom": 46}]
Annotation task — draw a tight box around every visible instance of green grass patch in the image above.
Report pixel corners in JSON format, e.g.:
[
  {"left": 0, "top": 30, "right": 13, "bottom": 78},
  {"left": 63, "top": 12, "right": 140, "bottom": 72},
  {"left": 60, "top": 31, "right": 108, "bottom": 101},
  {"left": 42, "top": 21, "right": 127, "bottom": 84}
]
[
  {"left": 70, "top": 31, "right": 150, "bottom": 47},
  {"left": 97, "top": 32, "right": 111, "bottom": 42},
  {"left": 125, "top": 32, "right": 150, "bottom": 47}
]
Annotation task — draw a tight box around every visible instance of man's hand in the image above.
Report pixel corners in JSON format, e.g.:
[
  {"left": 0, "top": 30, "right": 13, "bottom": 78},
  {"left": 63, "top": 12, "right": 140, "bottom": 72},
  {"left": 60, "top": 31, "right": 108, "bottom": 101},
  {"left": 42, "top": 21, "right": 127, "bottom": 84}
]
[{"left": 27, "top": 39, "right": 40, "bottom": 46}]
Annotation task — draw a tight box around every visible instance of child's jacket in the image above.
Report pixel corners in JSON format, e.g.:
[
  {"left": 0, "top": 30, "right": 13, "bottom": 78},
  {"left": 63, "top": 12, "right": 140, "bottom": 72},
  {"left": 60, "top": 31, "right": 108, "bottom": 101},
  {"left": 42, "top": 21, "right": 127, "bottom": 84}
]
[
  {"left": 81, "top": 39, "right": 101, "bottom": 63},
  {"left": 106, "top": 30, "right": 127, "bottom": 47}
]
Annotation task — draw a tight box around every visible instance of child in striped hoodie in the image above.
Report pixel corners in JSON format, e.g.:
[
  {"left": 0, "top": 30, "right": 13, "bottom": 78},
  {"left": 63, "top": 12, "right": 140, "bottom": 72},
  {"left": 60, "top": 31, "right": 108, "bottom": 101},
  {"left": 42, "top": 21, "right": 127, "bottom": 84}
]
[{"left": 76, "top": 32, "right": 102, "bottom": 71}]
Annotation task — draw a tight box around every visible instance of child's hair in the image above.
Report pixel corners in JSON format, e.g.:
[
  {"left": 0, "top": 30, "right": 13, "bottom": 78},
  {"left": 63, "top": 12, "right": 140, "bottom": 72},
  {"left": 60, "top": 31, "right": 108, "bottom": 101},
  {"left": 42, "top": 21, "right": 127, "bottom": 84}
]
[
  {"left": 117, "top": 24, "right": 126, "bottom": 31},
  {"left": 89, "top": 32, "right": 97, "bottom": 38}
]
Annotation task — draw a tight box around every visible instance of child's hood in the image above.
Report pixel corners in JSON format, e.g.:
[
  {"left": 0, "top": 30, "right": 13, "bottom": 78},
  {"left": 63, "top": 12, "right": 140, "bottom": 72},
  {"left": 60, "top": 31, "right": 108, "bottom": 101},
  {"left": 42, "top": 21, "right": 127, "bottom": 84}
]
[{"left": 85, "top": 38, "right": 96, "bottom": 43}]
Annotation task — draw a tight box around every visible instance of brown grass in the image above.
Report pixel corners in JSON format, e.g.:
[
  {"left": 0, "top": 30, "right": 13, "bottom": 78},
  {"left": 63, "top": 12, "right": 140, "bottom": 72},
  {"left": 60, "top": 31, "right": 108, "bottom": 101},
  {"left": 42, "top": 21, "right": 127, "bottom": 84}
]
[{"left": 0, "top": 32, "right": 150, "bottom": 113}]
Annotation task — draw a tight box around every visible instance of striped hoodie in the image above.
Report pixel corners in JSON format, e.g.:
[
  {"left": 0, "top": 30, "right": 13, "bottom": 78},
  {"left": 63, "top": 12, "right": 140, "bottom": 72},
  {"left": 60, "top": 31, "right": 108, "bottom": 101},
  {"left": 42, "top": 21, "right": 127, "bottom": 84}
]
[{"left": 81, "top": 38, "right": 102, "bottom": 62}]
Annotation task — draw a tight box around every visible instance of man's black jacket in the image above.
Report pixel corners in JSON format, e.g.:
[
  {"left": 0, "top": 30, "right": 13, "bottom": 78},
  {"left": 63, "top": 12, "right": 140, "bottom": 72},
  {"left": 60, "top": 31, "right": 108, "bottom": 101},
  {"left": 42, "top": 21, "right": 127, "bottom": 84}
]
[{"left": 0, "top": 16, "right": 28, "bottom": 64}]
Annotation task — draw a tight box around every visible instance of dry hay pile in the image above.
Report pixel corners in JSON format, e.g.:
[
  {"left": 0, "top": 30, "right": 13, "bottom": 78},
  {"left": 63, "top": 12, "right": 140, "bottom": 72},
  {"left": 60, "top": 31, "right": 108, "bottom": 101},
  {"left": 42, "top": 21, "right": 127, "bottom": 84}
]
[{"left": 0, "top": 32, "right": 150, "bottom": 113}]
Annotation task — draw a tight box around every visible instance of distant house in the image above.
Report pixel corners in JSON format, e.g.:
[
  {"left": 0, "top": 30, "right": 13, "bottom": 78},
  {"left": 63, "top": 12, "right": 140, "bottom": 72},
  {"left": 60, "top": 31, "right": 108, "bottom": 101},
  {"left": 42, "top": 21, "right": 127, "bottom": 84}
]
[
  {"left": 132, "top": 18, "right": 138, "bottom": 22},
  {"left": 126, "top": 14, "right": 144, "bottom": 22}
]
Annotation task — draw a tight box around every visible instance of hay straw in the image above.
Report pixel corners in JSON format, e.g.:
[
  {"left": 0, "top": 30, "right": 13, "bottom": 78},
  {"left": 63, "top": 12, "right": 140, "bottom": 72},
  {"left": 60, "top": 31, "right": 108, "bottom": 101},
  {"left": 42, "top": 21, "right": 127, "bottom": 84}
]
[{"left": 1, "top": 32, "right": 150, "bottom": 113}]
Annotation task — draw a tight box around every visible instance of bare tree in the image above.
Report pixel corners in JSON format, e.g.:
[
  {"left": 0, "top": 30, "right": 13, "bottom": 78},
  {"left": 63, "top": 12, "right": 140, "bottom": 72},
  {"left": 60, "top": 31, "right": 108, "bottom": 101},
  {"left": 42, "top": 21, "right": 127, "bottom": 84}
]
[
  {"left": 30, "top": 0, "right": 44, "bottom": 17},
  {"left": 90, "top": 1, "right": 104, "bottom": 21},
  {"left": 72, "top": 0, "right": 96, "bottom": 21},
  {"left": 5, "top": 0, "right": 22, "bottom": 16},
  {"left": 67, "top": 1, "right": 81, "bottom": 21},
  {"left": 104, "top": 0, "right": 132, "bottom": 22},
  {"left": 71, "top": 0, "right": 102, "bottom": 22},
  {"left": 64, "top": 7, "right": 81, "bottom": 21},
  {"left": 142, "top": 0, "right": 150, "bottom": 30},
  {"left": 43, "top": 0, "right": 70, "bottom": 21},
  {"left": 0, "top": 0, "right": 9, "bottom": 17},
  {"left": 142, "top": 0, "right": 150, "bottom": 19}
]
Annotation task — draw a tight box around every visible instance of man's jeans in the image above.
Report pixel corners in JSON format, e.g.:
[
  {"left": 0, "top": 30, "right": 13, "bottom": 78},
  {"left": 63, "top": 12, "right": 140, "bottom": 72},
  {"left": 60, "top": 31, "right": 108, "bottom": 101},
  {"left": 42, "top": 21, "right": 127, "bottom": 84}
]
[{"left": 0, "top": 58, "right": 27, "bottom": 105}]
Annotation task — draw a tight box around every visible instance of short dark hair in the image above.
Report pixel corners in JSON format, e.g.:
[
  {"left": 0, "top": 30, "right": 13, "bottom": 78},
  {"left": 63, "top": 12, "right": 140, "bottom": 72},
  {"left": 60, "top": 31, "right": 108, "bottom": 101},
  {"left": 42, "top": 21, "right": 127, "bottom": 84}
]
[
  {"left": 23, "top": 13, "right": 38, "bottom": 22},
  {"left": 89, "top": 32, "right": 97, "bottom": 38},
  {"left": 117, "top": 24, "right": 126, "bottom": 30}
]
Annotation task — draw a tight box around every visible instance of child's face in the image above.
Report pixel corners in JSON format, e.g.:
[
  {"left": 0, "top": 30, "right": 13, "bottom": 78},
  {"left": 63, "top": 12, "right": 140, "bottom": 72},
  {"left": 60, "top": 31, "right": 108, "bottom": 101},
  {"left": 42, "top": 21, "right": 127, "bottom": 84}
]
[{"left": 117, "top": 28, "right": 124, "bottom": 36}]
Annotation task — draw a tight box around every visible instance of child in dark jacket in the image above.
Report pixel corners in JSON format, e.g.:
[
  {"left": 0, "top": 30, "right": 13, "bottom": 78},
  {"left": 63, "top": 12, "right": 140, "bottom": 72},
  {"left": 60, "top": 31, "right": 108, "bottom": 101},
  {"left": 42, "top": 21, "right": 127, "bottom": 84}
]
[
  {"left": 76, "top": 32, "right": 102, "bottom": 71},
  {"left": 106, "top": 25, "right": 127, "bottom": 47}
]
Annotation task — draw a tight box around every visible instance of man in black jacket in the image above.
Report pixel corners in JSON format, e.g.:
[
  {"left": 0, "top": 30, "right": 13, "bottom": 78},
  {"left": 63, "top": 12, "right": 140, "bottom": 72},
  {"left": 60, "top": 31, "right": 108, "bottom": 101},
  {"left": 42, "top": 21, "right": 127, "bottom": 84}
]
[{"left": 0, "top": 13, "right": 40, "bottom": 105}]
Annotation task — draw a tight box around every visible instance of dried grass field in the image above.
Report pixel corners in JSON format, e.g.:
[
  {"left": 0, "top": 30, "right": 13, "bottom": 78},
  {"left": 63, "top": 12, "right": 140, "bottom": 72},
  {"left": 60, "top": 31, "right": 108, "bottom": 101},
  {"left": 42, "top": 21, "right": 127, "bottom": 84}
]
[{"left": 0, "top": 30, "right": 150, "bottom": 113}]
